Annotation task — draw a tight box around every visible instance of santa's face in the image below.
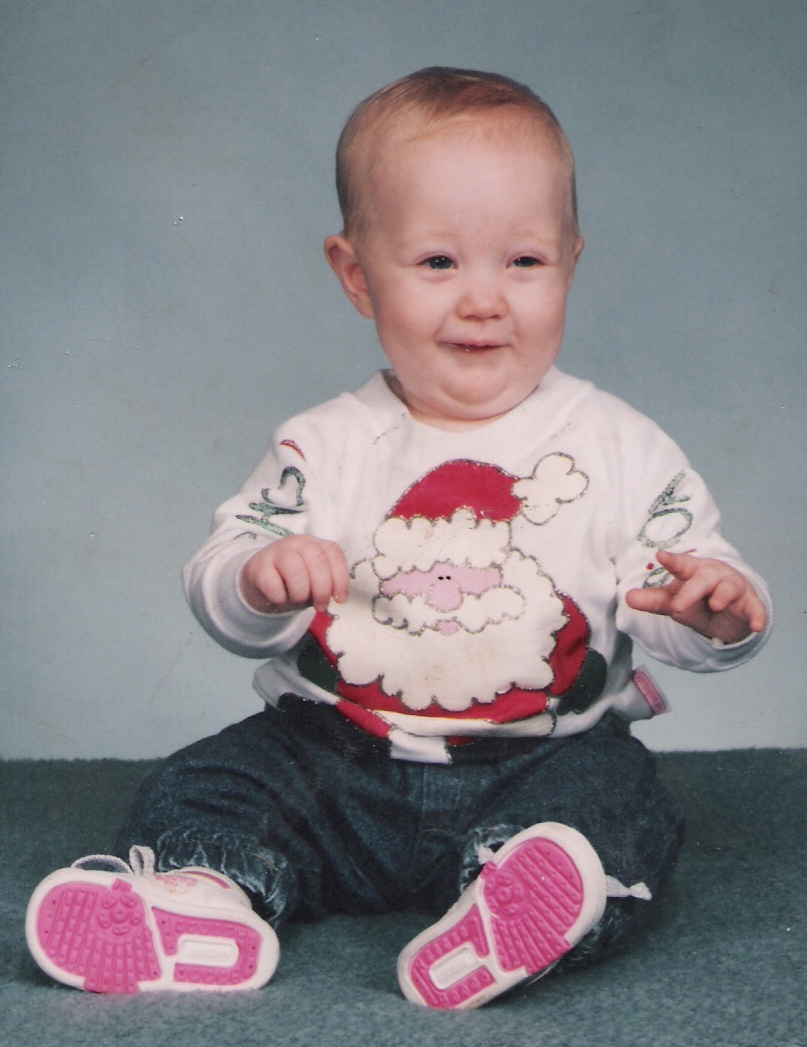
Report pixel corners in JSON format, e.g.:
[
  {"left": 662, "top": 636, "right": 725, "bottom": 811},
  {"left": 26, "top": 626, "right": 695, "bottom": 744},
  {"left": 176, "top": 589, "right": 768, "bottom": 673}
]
[
  {"left": 326, "top": 117, "right": 583, "bottom": 431},
  {"left": 379, "top": 562, "right": 505, "bottom": 635},
  {"left": 327, "top": 542, "right": 567, "bottom": 712}
]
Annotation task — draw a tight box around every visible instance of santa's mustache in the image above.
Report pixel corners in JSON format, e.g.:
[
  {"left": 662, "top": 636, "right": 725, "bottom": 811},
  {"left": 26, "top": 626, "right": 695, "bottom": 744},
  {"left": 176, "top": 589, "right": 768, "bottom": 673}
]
[{"left": 372, "top": 584, "right": 526, "bottom": 636}]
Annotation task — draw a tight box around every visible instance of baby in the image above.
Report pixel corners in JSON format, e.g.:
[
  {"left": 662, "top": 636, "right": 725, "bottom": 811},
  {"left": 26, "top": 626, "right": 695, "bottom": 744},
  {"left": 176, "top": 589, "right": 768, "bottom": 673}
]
[{"left": 26, "top": 67, "right": 770, "bottom": 1009}]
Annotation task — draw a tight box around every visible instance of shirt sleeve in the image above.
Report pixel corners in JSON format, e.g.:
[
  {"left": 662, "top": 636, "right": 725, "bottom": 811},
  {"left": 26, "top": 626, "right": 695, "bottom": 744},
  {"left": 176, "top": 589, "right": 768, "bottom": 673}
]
[
  {"left": 610, "top": 421, "right": 772, "bottom": 672},
  {"left": 182, "top": 434, "right": 321, "bottom": 658}
]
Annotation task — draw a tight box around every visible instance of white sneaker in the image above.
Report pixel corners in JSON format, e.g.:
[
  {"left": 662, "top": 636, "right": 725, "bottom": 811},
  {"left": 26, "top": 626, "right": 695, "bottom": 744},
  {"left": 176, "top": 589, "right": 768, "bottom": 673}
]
[
  {"left": 26, "top": 846, "right": 279, "bottom": 993},
  {"left": 397, "top": 822, "right": 607, "bottom": 1010}
]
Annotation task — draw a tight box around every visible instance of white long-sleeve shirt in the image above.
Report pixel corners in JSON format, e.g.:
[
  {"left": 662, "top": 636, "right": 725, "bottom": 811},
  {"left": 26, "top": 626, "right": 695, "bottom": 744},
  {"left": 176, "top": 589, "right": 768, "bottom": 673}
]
[{"left": 184, "top": 368, "right": 772, "bottom": 763}]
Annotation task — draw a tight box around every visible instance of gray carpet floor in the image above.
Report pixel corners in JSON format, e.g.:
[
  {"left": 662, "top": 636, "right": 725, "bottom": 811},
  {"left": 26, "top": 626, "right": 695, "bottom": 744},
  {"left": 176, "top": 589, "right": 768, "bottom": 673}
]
[{"left": 2, "top": 751, "right": 805, "bottom": 1047}]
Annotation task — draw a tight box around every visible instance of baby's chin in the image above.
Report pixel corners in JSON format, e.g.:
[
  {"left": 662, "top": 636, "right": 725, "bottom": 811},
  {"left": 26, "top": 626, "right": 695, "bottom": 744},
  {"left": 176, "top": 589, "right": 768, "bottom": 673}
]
[
  {"left": 410, "top": 388, "right": 543, "bottom": 431},
  {"left": 408, "top": 405, "right": 506, "bottom": 431},
  {"left": 387, "top": 368, "right": 548, "bottom": 430}
]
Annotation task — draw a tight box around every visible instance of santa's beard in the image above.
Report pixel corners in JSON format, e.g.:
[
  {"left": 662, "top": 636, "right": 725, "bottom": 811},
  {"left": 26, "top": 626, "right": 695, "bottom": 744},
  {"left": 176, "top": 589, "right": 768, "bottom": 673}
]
[
  {"left": 326, "top": 551, "right": 567, "bottom": 712},
  {"left": 374, "top": 581, "right": 525, "bottom": 636}
]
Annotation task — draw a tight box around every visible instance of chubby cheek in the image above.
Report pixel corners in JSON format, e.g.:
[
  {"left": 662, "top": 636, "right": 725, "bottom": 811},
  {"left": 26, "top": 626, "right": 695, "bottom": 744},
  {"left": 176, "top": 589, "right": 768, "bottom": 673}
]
[
  {"left": 518, "top": 285, "right": 569, "bottom": 339},
  {"left": 371, "top": 271, "right": 449, "bottom": 337}
]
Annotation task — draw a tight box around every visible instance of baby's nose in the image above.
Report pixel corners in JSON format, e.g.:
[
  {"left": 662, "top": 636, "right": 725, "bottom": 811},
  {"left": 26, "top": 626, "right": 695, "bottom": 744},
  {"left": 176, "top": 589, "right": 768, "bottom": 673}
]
[{"left": 456, "top": 272, "right": 506, "bottom": 321}]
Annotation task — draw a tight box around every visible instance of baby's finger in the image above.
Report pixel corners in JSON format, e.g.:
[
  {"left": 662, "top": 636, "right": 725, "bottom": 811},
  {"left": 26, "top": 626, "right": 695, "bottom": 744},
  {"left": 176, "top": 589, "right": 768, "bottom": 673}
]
[
  {"left": 667, "top": 577, "right": 713, "bottom": 616},
  {"left": 721, "top": 587, "right": 768, "bottom": 635},
  {"left": 745, "top": 594, "right": 768, "bottom": 633},
  {"left": 624, "top": 585, "right": 675, "bottom": 617},
  {"left": 705, "top": 574, "right": 746, "bottom": 615},
  {"left": 655, "top": 549, "right": 698, "bottom": 582},
  {"left": 247, "top": 557, "right": 295, "bottom": 609},
  {"left": 322, "top": 541, "right": 350, "bottom": 603},
  {"left": 277, "top": 549, "right": 315, "bottom": 606},
  {"left": 293, "top": 545, "right": 334, "bottom": 611}
]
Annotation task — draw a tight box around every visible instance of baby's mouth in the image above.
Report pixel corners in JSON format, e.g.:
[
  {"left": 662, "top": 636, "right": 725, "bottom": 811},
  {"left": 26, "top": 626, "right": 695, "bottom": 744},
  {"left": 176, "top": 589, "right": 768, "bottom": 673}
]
[{"left": 449, "top": 342, "right": 503, "bottom": 353}]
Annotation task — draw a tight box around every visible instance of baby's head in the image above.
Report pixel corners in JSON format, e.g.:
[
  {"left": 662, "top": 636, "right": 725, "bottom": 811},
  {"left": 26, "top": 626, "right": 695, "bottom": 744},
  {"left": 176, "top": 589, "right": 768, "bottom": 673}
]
[
  {"left": 335, "top": 66, "right": 579, "bottom": 248},
  {"left": 326, "top": 68, "right": 584, "bottom": 430}
]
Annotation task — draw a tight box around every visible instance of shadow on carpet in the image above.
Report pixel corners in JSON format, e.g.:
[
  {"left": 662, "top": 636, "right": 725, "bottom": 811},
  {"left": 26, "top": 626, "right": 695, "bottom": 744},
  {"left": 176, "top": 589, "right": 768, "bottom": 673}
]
[{"left": 1, "top": 751, "right": 805, "bottom": 1047}]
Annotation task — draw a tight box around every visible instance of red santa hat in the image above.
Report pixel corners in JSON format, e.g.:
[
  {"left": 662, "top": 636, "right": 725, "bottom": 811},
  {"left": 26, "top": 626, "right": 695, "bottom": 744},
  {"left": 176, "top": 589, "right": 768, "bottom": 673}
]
[
  {"left": 391, "top": 460, "right": 521, "bottom": 521},
  {"left": 372, "top": 460, "right": 522, "bottom": 579}
]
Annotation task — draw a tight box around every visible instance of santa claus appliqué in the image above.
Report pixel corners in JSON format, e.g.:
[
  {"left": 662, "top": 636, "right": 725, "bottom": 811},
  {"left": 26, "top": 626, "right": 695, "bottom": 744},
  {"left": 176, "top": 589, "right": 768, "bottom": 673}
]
[{"left": 301, "top": 456, "right": 606, "bottom": 731}]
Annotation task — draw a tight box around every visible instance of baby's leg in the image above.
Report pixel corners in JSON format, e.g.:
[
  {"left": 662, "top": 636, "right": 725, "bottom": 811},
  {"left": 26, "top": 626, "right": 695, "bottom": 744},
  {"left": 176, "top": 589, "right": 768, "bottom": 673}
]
[
  {"left": 457, "top": 716, "right": 684, "bottom": 971},
  {"left": 28, "top": 698, "right": 407, "bottom": 994},
  {"left": 116, "top": 709, "right": 304, "bottom": 926},
  {"left": 397, "top": 716, "right": 684, "bottom": 1008},
  {"left": 28, "top": 707, "right": 303, "bottom": 994},
  {"left": 116, "top": 699, "right": 415, "bottom": 927}
]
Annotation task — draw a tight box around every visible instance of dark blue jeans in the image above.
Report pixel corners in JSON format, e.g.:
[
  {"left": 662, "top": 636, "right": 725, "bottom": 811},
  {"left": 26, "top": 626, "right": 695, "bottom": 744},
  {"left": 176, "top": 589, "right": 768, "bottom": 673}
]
[{"left": 117, "top": 697, "right": 684, "bottom": 972}]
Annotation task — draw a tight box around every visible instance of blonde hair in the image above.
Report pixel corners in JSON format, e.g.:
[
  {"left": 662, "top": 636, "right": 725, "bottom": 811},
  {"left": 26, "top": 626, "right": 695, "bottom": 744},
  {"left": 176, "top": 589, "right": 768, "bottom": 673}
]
[{"left": 335, "top": 66, "right": 579, "bottom": 241}]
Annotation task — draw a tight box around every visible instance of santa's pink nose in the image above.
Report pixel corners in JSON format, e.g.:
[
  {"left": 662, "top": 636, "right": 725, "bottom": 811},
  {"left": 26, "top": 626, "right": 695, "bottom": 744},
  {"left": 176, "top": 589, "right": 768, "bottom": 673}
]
[{"left": 426, "top": 574, "right": 464, "bottom": 612}]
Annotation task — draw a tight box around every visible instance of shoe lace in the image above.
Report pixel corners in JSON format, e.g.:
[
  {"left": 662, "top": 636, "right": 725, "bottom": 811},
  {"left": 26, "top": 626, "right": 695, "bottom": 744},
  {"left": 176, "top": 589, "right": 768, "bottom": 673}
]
[
  {"left": 605, "top": 875, "right": 651, "bottom": 901},
  {"left": 71, "top": 845, "right": 156, "bottom": 877}
]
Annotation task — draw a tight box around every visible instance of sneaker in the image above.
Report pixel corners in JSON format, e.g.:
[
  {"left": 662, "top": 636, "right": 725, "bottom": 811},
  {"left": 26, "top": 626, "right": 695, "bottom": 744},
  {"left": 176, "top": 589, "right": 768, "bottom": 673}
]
[
  {"left": 25, "top": 846, "right": 279, "bottom": 994},
  {"left": 397, "top": 822, "right": 607, "bottom": 1010}
]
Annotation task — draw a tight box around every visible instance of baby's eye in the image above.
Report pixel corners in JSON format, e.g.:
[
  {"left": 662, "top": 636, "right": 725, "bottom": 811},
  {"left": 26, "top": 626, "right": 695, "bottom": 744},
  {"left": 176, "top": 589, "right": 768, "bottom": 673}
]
[
  {"left": 512, "top": 256, "right": 542, "bottom": 268},
  {"left": 422, "top": 255, "right": 454, "bottom": 270}
]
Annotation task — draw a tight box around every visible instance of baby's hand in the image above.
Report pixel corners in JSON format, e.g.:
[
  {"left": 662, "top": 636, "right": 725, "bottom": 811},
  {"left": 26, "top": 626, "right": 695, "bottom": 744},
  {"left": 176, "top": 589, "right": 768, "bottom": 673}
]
[
  {"left": 240, "top": 535, "right": 350, "bottom": 615},
  {"left": 625, "top": 550, "right": 767, "bottom": 644}
]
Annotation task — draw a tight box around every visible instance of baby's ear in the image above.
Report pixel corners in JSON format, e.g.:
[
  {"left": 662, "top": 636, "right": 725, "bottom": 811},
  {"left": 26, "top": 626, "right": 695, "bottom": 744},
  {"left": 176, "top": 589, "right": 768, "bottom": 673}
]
[{"left": 324, "top": 235, "right": 374, "bottom": 319}]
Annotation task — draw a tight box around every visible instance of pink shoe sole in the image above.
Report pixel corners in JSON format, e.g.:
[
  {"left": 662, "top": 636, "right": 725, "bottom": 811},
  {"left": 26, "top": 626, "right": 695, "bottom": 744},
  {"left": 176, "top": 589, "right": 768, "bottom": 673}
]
[
  {"left": 397, "top": 823, "right": 606, "bottom": 1010},
  {"left": 26, "top": 869, "right": 278, "bottom": 993}
]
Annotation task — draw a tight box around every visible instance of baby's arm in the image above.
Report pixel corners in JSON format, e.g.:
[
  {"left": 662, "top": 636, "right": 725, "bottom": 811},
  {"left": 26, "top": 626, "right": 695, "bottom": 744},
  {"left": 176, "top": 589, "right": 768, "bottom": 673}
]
[
  {"left": 240, "top": 535, "right": 350, "bottom": 615},
  {"left": 625, "top": 549, "right": 767, "bottom": 645}
]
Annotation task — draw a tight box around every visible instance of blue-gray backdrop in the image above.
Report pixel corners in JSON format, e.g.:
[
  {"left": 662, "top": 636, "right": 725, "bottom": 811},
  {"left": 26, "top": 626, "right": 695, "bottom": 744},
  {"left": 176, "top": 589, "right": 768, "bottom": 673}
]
[{"left": 2, "top": 0, "right": 804, "bottom": 757}]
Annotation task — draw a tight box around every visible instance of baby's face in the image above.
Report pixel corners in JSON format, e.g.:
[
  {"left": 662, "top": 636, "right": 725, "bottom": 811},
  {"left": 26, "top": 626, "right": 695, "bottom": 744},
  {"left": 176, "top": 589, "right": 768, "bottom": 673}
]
[{"left": 329, "top": 120, "right": 582, "bottom": 430}]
